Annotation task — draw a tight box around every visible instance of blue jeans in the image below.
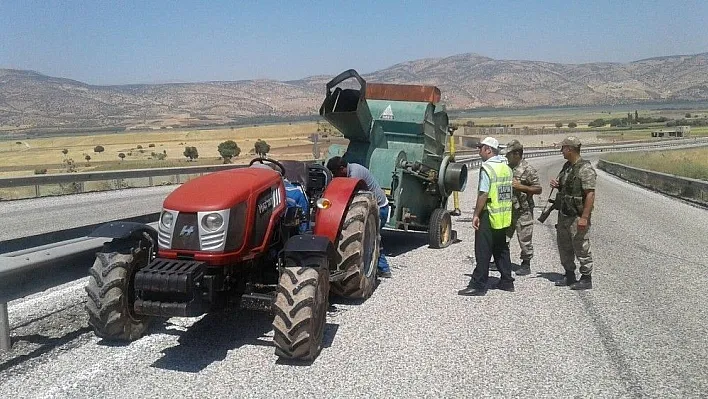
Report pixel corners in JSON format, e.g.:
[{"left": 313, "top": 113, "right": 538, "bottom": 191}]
[{"left": 378, "top": 205, "right": 391, "bottom": 272}]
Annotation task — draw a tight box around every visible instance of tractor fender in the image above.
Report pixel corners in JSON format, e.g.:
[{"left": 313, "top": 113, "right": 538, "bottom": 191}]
[
  {"left": 88, "top": 221, "right": 158, "bottom": 242},
  {"left": 282, "top": 235, "right": 336, "bottom": 267},
  {"left": 313, "top": 177, "right": 367, "bottom": 244}
]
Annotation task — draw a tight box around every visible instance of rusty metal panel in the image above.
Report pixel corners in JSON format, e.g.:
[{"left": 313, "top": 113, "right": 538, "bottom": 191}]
[{"left": 365, "top": 83, "right": 441, "bottom": 103}]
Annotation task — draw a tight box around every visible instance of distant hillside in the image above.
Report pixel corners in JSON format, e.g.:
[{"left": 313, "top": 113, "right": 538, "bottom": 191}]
[{"left": 2, "top": 52, "right": 708, "bottom": 130}]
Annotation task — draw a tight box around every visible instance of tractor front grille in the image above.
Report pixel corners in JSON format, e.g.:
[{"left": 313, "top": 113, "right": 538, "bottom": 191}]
[{"left": 157, "top": 203, "right": 247, "bottom": 252}]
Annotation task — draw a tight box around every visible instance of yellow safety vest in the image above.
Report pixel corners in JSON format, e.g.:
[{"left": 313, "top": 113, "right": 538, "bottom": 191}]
[{"left": 481, "top": 161, "right": 513, "bottom": 229}]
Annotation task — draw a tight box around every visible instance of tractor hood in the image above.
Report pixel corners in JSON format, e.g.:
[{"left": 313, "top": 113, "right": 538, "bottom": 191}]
[{"left": 163, "top": 167, "right": 281, "bottom": 212}]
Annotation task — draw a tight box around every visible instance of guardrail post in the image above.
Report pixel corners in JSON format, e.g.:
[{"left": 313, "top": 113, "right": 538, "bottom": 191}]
[
  {"left": 35, "top": 184, "right": 40, "bottom": 198},
  {"left": 0, "top": 302, "right": 10, "bottom": 351}
]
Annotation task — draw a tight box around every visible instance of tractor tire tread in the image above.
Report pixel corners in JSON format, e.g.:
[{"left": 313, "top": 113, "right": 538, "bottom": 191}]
[
  {"left": 330, "top": 193, "right": 379, "bottom": 299},
  {"left": 272, "top": 264, "right": 328, "bottom": 361},
  {"left": 84, "top": 243, "right": 152, "bottom": 341}
]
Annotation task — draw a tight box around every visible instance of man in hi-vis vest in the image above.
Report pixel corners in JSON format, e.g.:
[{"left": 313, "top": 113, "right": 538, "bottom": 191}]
[{"left": 459, "top": 137, "right": 515, "bottom": 296}]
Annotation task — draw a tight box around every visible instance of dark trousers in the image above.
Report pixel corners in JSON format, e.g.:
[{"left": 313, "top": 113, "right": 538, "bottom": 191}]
[{"left": 471, "top": 211, "right": 514, "bottom": 289}]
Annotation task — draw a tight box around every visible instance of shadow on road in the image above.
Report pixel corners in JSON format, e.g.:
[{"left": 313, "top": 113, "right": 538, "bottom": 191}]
[
  {"left": 0, "top": 326, "right": 93, "bottom": 373},
  {"left": 149, "top": 309, "right": 339, "bottom": 372},
  {"left": 150, "top": 310, "right": 272, "bottom": 372},
  {"left": 381, "top": 229, "right": 429, "bottom": 257},
  {"left": 535, "top": 271, "right": 565, "bottom": 283}
]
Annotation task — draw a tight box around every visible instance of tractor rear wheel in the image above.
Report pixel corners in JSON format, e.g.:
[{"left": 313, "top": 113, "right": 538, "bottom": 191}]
[
  {"left": 85, "top": 238, "right": 153, "bottom": 341},
  {"left": 272, "top": 256, "right": 329, "bottom": 361},
  {"left": 330, "top": 192, "right": 379, "bottom": 299},
  {"left": 428, "top": 208, "right": 452, "bottom": 249}
]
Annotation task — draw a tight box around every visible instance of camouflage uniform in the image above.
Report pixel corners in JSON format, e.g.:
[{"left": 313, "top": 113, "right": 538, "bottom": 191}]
[
  {"left": 556, "top": 157, "right": 596, "bottom": 276},
  {"left": 507, "top": 158, "right": 539, "bottom": 262}
]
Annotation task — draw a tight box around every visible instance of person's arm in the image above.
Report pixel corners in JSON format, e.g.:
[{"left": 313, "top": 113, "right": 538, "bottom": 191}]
[
  {"left": 577, "top": 164, "right": 597, "bottom": 231},
  {"left": 513, "top": 176, "right": 542, "bottom": 195},
  {"left": 473, "top": 192, "right": 488, "bottom": 231},
  {"left": 473, "top": 169, "right": 490, "bottom": 230}
]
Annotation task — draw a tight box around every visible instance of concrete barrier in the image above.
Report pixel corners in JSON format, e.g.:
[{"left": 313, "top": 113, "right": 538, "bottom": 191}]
[{"left": 598, "top": 159, "right": 708, "bottom": 207}]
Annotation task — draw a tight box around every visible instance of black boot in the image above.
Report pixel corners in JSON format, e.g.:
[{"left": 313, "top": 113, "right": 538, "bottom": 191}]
[
  {"left": 458, "top": 286, "right": 487, "bottom": 296},
  {"left": 555, "top": 271, "right": 577, "bottom": 286},
  {"left": 570, "top": 274, "right": 592, "bottom": 290},
  {"left": 516, "top": 259, "right": 531, "bottom": 276},
  {"left": 489, "top": 261, "right": 498, "bottom": 272}
]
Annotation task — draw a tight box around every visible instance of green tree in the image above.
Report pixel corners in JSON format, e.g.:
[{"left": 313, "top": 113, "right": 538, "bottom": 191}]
[
  {"left": 84, "top": 154, "right": 91, "bottom": 165},
  {"left": 61, "top": 148, "right": 68, "bottom": 157},
  {"left": 555, "top": 122, "right": 563, "bottom": 128},
  {"left": 588, "top": 118, "right": 606, "bottom": 128},
  {"left": 254, "top": 139, "right": 271, "bottom": 157},
  {"left": 94, "top": 145, "right": 105, "bottom": 154},
  {"left": 118, "top": 153, "right": 125, "bottom": 161},
  {"left": 183, "top": 146, "right": 199, "bottom": 161},
  {"left": 568, "top": 122, "right": 578, "bottom": 128},
  {"left": 635, "top": 110, "right": 639, "bottom": 122},
  {"left": 217, "top": 140, "right": 241, "bottom": 163}
]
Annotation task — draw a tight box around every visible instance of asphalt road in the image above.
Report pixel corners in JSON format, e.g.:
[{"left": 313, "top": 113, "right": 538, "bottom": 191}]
[
  {"left": 0, "top": 185, "right": 177, "bottom": 242},
  {"left": 1, "top": 154, "right": 707, "bottom": 398}
]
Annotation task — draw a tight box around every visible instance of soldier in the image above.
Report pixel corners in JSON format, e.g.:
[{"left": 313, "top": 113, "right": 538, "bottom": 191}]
[
  {"left": 504, "top": 140, "right": 542, "bottom": 276},
  {"left": 550, "top": 136, "right": 596, "bottom": 290}
]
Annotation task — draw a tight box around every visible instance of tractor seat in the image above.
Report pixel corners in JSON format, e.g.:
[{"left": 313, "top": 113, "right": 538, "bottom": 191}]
[{"left": 278, "top": 160, "right": 310, "bottom": 190}]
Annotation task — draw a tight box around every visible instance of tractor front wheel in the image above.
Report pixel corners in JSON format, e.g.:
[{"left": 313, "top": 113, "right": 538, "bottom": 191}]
[
  {"left": 428, "top": 208, "right": 453, "bottom": 249},
  {"left": 85, "top": 239, "right": 153, "bottom": 341},
  {"left": 330, "top": 192, "right": 379, "bottom": 299},
  {"left": 272, "top": 256, "right": 329, "bottom": 361}
]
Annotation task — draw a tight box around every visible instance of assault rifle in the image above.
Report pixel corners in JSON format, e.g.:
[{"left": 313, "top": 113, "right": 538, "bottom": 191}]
[{"left": 537, "top": 187, "right": 558, "bottom": 224}]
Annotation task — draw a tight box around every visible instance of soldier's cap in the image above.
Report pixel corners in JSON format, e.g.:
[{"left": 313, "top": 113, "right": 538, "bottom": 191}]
[
  {"left": 476, "top": 136, "right": 501, "bottom": 150},
  {"left": 560, "top": 136, "right": 582, "bottom": 148},
  {"left": 505, "top": 139, "right": 523, "bottom": 153}
]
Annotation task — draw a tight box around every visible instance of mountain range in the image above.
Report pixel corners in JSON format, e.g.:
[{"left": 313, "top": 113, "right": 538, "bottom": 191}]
[{"left": 2, "top": 52, "right": 708, "bottom": 130}]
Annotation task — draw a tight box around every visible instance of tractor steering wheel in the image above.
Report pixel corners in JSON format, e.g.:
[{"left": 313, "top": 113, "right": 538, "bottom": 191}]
[{"left": 249, "top": 157, "right": 286, "bottom": 176}]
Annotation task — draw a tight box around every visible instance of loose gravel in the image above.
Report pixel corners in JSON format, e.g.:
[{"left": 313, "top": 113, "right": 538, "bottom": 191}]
[{"left": 1, "top": 155, "right": 707, "bottom": 398}]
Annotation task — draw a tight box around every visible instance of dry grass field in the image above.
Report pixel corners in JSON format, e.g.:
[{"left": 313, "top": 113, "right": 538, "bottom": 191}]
[
  {"left": 601, "top": 147, "right": 708, "bottom": 180},
  {"left": 2, "top": 103, "right": 707, "bottom": 200},
  {"left": 0, "top": 122, "right": 345, "bottom": 177}
]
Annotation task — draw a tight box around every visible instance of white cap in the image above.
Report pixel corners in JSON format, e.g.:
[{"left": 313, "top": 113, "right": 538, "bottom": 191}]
[{"left": 476, "top": 136, "right": 501, "bottom": 150}]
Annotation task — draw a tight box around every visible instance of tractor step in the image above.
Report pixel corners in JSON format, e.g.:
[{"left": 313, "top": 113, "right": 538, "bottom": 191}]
[
  {"left": 134, "top": 258, "right": 208, "bottom": 317},
  {"left": 134, "top": 298, "right": 205, "bottom": 318},
  {"left": 240, "top": 292, "right": 274, "bottom": 312}
]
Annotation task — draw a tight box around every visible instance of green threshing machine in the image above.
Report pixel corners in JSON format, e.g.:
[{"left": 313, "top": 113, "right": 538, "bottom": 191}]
[{"left": 320, "top": 69, "right": 468, "bottom": 248}]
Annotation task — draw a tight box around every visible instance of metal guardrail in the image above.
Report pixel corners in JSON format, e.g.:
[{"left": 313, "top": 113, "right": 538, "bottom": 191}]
[
  {"left": 598, "top": 159, "right": 708, "bottom": 207},
  {"left": 2, "top": 136, "right": 708, "bottom": 351},
  {"left": 2, "top": 138, "right": 705, "bottom": 198},
  {"left": 456, "top": 137, "right": 708, "bottom": 167}
]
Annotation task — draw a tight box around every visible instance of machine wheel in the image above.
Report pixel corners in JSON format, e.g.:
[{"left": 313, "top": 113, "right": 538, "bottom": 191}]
[
  {"left": 330, "top": 192, "right": 379, "bottom": 299},
  {"left": 272, "top": 258, "right": 329, "bottom": 361},
  {"left": 85, "top": 239, "right": 153, "bottom": 341},
  {"left": 428, "top": 208, "right": 453, "bottom": 249}
]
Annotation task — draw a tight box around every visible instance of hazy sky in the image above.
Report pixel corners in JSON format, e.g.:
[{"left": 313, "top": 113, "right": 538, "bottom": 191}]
[{"left": 1, "top": 0, "right": 707, "bottom": 85}]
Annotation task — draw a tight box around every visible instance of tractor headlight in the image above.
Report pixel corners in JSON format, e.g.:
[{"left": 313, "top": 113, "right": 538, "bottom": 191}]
[
  {"left": 202, "top": 213, "right": 224, "bottom": 231},
  {"left": 316, "top": 198, "right": 332, "bottom": 209},
  {"left": 160, "top": 211, "right": 174, "bottom": 228}
]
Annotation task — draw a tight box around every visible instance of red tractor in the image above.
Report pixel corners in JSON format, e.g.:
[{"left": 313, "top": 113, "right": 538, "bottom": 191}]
[{"left": 84, "top": 158, "right": 381, "bottom": 361}]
